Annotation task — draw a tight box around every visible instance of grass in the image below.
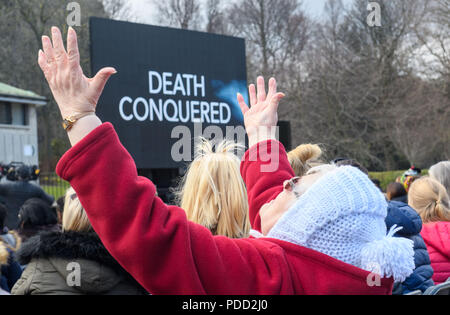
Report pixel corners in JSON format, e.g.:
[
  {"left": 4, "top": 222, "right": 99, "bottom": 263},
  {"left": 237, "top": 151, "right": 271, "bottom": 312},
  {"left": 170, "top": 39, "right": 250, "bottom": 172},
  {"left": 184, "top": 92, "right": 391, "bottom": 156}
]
[
  {"left": 40, "top": 174, "right": 71, "bottom": 199},
  {"left": 370, "top": 170, "right": 428, "bottom": 192},
  {"left": 42, "top": 184, "right": 70, "bottom": 199}
]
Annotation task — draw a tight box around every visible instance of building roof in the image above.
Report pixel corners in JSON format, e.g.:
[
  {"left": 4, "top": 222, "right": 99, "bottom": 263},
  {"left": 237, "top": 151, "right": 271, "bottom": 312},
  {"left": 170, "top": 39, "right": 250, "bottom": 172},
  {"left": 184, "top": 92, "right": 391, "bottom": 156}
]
[{"left": 0, "top": 81, "right": 47, "bottom": 106}]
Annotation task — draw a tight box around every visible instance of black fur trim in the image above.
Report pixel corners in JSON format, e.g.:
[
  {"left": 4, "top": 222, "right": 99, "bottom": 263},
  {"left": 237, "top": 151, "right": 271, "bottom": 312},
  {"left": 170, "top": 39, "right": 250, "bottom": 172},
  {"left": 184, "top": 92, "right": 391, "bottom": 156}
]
[{"left": 16, "top": 231, "right": 124, "bottom": 274}]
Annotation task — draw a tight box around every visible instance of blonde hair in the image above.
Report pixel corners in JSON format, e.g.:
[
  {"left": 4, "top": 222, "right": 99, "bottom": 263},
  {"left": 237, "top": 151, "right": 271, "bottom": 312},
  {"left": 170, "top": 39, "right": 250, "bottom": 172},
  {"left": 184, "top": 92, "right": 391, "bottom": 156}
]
[
  {"left": 408, "top": 177, "right": 450, "bottom": 224},
  {"left": 0, "top": 242, "right": 8, "bottom": 266},
  {"left": 175, "top": 138, "right": 250, "bottom": 239},
  {"left": 288, "top": 144, "right": 323, "bottom": 177},
  {"left": 62, "top": 187, "right": 93, "bottom": 233},
  {"left": 429, "top": 161, "right": 450, "bottom": 197}
]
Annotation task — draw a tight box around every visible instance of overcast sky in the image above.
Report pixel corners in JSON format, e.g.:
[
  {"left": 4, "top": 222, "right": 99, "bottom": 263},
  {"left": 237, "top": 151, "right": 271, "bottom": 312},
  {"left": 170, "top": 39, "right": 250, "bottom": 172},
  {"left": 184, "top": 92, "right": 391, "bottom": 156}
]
[{"left": 128, "top": 0, "right": 354, "bottom": 24}]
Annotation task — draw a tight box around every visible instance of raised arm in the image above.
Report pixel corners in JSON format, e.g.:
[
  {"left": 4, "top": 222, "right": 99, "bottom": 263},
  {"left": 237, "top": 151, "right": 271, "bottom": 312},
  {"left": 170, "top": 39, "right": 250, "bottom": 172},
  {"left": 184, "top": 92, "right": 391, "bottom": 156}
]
[
  {"left": 237, "top": 79, "right": 295, "bottom": 231},
  {"left": 38, "top": 26, "right": 116, "bottom": 146},
  {"left": 38, "top": 27, "right": 293, "bottom": 294},
  {"left": 241, "top": 140, "right": 294, "bottom": 232}
]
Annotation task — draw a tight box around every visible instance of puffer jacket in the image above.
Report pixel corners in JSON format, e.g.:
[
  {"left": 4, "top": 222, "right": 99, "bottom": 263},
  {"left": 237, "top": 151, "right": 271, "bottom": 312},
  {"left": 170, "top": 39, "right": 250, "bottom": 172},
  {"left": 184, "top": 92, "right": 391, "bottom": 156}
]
[
  {"left": 386, "top": 201, "right": 434, "bottom": 294},
  {"left": 421, "top": 222, "right": 450, "bottom": 284},
  {"left": 12, "top": 231, "right": 147, "bottom": 295}
]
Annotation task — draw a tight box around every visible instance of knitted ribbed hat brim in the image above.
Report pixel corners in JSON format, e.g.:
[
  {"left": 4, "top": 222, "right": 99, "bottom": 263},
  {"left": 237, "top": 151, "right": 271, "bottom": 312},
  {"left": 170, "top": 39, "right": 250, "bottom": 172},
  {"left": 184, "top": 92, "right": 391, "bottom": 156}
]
[{"left": 268, "top": 166, "right": 388, "bottom": 247}]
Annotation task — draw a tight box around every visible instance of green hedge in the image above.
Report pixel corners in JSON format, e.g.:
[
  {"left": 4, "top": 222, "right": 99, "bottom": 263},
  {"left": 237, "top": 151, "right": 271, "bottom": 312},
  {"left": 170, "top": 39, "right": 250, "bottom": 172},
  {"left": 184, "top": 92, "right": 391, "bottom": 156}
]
[{"left": 370, "top": 170, "right": 428, "bottom": 192}]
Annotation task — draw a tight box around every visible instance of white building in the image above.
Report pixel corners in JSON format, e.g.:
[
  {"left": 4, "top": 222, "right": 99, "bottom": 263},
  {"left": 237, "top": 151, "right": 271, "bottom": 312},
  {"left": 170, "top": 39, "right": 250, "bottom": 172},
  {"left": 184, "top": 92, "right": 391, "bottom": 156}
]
[{"left": 0, "top": 81, "right": 47, "bottom": 168}]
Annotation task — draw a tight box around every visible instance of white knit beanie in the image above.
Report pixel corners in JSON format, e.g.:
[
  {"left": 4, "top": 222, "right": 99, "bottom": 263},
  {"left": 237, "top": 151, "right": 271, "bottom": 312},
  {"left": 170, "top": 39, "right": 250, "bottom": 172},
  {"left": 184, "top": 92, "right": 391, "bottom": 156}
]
[{"left": 268, "top": 166, "right": 415, "bottom": 282}]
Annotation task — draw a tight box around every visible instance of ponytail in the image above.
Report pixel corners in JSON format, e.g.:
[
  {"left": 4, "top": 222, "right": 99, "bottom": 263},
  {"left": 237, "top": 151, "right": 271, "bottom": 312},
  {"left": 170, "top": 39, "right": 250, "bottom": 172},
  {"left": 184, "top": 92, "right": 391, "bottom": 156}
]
[{"left": 409, "top": 177, "right": 450, "bottom": 223}]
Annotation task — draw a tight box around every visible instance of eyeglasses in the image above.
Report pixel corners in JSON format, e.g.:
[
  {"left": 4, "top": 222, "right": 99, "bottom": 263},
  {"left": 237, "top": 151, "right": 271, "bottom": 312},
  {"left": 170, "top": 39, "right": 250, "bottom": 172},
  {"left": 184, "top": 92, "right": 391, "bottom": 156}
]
[{"left": 284, "top": 177, "right": 301, "bottom": 198}]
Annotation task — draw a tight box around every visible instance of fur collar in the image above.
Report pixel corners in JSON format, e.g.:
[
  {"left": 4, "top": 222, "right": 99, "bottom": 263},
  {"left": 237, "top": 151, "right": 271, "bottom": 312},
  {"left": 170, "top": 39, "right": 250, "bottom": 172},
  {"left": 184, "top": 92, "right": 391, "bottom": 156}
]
[{"left": 16, "top": 230, "right": 123, "bottom": 273}]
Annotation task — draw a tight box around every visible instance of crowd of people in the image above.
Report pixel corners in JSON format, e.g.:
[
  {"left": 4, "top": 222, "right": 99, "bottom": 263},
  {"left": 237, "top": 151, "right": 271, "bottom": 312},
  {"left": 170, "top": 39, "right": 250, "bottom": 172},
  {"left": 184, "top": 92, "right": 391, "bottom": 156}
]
[{"left": 0, "top": 26, "right": 448, "bottom": 295}]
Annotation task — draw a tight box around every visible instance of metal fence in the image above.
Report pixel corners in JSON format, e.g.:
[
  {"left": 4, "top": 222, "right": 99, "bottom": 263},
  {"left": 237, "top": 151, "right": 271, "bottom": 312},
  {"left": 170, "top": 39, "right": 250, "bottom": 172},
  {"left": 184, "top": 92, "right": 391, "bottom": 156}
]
[{"left": 39, "top": 172, "right": 70, "bottom": 200}]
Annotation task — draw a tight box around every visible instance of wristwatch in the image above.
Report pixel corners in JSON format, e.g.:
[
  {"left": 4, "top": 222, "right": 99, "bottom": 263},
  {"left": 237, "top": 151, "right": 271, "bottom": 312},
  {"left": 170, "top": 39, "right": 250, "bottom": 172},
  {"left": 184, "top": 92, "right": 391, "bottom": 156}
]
[{"left": 62, "top": 112, "right": 95, "bottom": 131}]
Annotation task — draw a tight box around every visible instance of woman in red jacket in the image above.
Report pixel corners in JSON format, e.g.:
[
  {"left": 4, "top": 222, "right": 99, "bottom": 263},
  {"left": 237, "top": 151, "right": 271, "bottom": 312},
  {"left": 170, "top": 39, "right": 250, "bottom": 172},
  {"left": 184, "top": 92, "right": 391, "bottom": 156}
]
[
  {"left": 35, "top": 26, "right": 414, "bottom": 295},
  {"left": 409, "top": 177, "right": 450, "bottom": 284}
]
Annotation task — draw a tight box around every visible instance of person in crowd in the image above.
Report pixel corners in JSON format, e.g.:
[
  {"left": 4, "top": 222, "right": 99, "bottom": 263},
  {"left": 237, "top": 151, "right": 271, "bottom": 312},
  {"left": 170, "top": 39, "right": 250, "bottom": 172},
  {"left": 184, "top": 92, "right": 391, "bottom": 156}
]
[
  {"left": 287, "top": 144, "right": 323, "bottom": 177},
  {"left": 17, "top": 198, "right": 60, "bottom": 243},
  {"left": 37, "top": 26, "right": 416, "bottom": 295},
  {"left": 429, "top": 161, "right": 450, "bottom": 197},
  {"left": 328, "top": 160, "right": 434, "bottom": 294},
  {"left": 175, "top": 138, "right": 250, "bottom": 239},
  {"left": 0, "top": 203, "right": 21, "bottom": 251},
  {"left": 385, "top": 201, "right": 435, "bottom": 294},
  {"left": 12, "top": 187, "right": 147, "bottom": 295},
  {"left": 397, "top": 166, "right": 422, "bottom": 193},
  {"left": 0, "top": 234, "right": 22, "bottom": 293},
  {"left": 386, "top": 182, "right": 408, "bottom": 203},
  {"left": 409, "top": 177, "right": 450, "bottom": 284},
  {"left": 0, "top": 165, "right": 54, "bottom": 229}
]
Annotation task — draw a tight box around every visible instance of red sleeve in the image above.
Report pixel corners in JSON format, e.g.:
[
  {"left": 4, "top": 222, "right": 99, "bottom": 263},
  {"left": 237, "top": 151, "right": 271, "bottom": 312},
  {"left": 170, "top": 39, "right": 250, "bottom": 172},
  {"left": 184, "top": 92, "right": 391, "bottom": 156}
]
[
  {"left": 56, "top": 123, "right": 294, "bottom": 295},
  {"left": 240, "top": 141, "right": 295, "bottom": 232}
]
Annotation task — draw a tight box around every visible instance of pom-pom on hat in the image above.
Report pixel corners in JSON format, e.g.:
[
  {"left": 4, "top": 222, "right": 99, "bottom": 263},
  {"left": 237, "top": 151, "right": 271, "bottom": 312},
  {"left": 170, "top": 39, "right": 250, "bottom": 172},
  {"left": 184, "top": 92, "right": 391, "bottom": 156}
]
[{"left": 268, "top": 166, "right": 415, "bottom": 282}]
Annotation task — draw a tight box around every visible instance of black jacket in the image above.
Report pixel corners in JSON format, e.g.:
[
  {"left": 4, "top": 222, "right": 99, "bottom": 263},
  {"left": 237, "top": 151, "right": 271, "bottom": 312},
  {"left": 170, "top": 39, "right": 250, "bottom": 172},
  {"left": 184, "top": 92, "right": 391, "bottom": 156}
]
[
  {"left": 12, "top": 230, "right": 147, "bottom": 295},
  {"left": 0, "top": 181, "right": 54, "bottom": 229}
]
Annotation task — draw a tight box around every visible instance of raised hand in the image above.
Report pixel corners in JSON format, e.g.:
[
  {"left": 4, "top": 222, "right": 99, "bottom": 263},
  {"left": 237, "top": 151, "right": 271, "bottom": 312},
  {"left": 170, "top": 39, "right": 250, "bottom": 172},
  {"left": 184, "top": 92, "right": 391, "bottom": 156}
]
[
  {"left": 237, "top": 77, "right": 285, "bottom": 148},
  {"left": 38, "top": 26, "right": 116, "bottom": 119}
]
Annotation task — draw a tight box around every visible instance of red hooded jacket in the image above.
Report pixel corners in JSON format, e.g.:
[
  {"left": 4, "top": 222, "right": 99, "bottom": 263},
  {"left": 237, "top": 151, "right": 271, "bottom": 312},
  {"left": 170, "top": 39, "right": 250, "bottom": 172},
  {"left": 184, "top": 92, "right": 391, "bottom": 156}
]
[
  {"left": 56, "top": 123, "right": 393, "bottom": 295},
  {"left": 421, "top": 222, "right": 450, "bottom": 284}
]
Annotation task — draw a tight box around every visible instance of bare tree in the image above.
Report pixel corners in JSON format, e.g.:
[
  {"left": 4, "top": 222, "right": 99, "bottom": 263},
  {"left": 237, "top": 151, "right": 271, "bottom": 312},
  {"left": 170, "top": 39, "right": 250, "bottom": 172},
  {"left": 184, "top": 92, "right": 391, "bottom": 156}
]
[
  {"left": 154, "top": 0, "right": 202, "bottom": 30},
  {"left": 205, "top": 0, "right": 227, "bottom": 34},
  {"left": 293, "top": 0, "right": 443, "bottom": 169},
  {"left": 228, "top": 0, "right": 309, "bottom": 79},
  {"left": 389, "top": 78, "right": 450, "bottom": 165},
  {"left": 413, "top": 0, "right": 450, "bottom": 84},
  {"left": 0, "top": 0, "right": 106, "bottom": 171},
  {"left": 103, "top": 0, "right": 133, "bottom": 21}
]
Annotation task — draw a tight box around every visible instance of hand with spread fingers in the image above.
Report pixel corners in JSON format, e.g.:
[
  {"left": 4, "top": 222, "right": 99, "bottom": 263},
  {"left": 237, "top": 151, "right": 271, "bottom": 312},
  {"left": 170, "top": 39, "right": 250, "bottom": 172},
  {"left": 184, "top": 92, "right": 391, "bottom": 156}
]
[
  {"left": 38, "top": 26, "right": 116, "bottom": 119},
  {"left": 237, "top": 77, "right": 285, "bottom": 148}
]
